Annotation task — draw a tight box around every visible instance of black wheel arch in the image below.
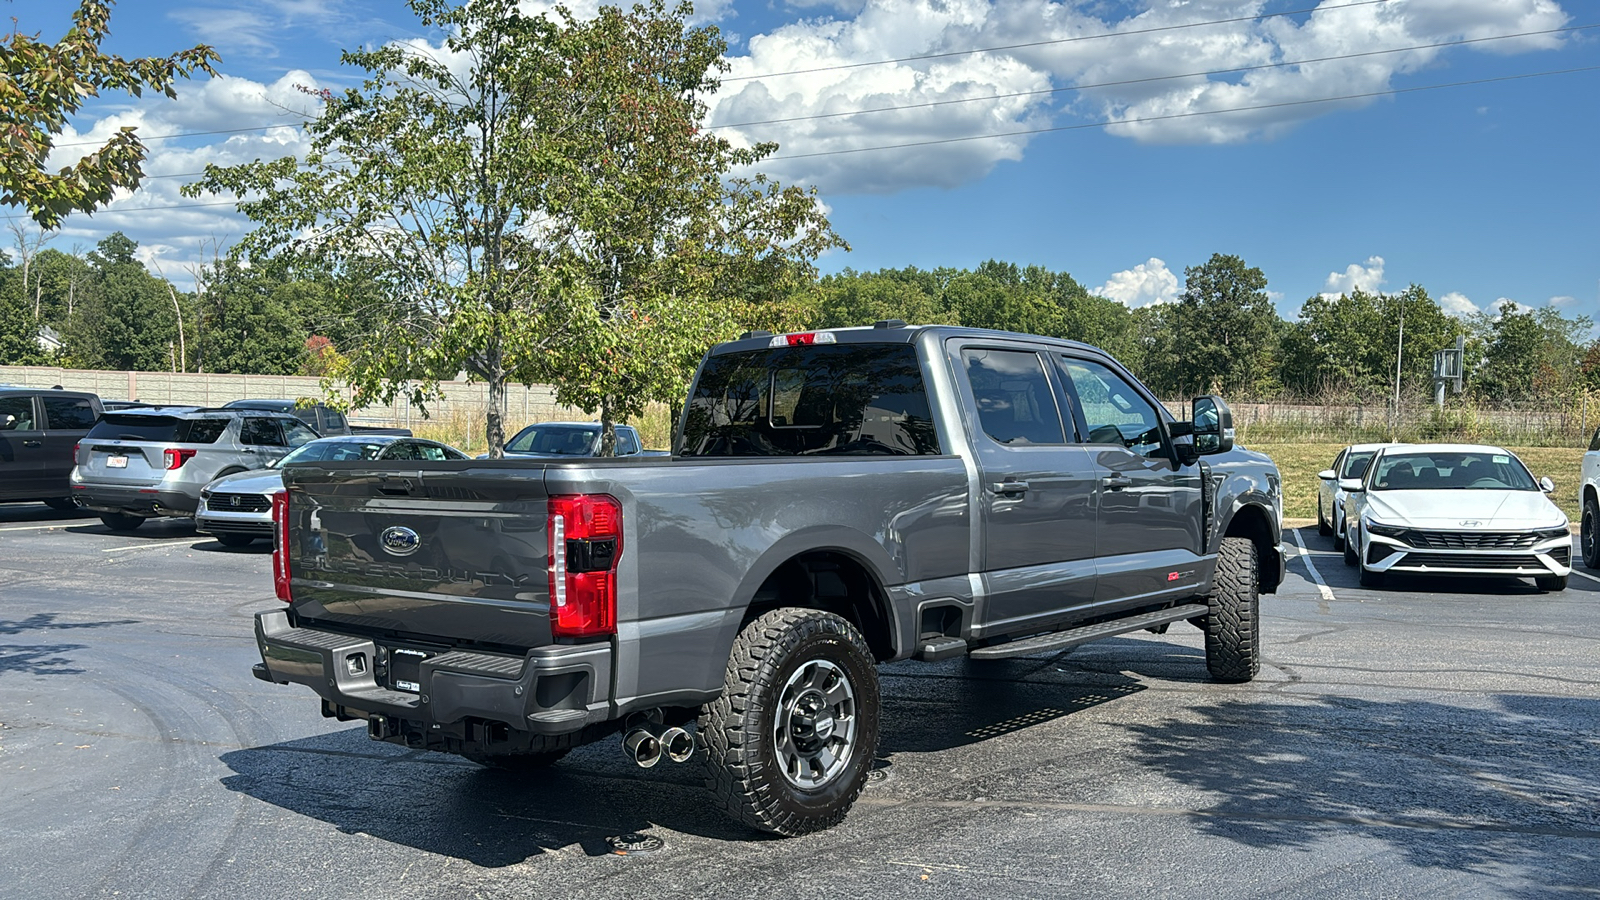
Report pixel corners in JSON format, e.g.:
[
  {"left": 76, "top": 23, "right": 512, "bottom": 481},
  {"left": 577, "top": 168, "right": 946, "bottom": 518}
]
[{"left": 1218, "top": 499, "right": 1283, "bottom": 595}]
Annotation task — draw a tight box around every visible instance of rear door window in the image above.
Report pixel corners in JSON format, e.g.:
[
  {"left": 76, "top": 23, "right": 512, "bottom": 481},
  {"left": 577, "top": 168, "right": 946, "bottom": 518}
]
[
  {"left": 961, "top": 348, "right": 1067, "bottom": 446},
  {"left": 42, "top": 396, "right": 98, "bottom": 430},
  {"left": 680, "top": 343, "right": 940, "bottom": 457}
]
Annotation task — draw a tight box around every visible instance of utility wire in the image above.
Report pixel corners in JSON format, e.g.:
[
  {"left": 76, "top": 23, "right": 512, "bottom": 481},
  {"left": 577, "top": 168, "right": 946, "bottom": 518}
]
[
  {"left": 715, "top": 23, "right": 1595, "bottom": 129},
  {"left": 723, "top": 0, "right": 1394, "bottom": 81},
  {"left": 765, "top": 64, "right": 1600, "bottom": 160}
]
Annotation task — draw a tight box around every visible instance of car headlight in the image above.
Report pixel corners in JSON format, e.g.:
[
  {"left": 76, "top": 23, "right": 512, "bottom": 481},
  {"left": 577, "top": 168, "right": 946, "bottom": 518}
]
[
  {"left": 1365, "top": 521, "right": 1407, "bottom": 538},
  {"left": 1534, "top": 526, "right": 1571, "bottom": 541}
]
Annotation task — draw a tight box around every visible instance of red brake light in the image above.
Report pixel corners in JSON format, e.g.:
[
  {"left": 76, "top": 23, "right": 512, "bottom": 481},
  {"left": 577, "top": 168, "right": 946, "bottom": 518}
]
[
  {"left": 164, "top": 448, "right": 198, "bottom": 469},
  {"left": 547, "top": 494, "right": 621, "bottom": 638},
  {"left": 272, "top": 491, "right": 291, "bottom": 603},
  {"left": 768, "top": 331, "right": 838, "bottom": 347}
]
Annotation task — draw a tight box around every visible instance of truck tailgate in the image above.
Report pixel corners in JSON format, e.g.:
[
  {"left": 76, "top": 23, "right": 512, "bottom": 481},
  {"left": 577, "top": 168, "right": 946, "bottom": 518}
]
[{"left": 283, "top": 465, "right": 555, "bottom": 649}]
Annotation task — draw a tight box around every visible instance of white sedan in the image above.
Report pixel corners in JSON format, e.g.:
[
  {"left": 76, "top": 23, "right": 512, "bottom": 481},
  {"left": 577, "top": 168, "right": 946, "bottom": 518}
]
[
  {"left": 1316, "top": 442, "right": 1402, "bottom": 550},
  {"left": 1341, "top": 443, "right": 1572, "bottom": 591}
]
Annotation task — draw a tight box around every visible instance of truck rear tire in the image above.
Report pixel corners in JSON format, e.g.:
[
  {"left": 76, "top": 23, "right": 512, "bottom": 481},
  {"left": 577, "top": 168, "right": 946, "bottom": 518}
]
[
  {"left": 699, "top": 608, "right": 880, "bottom": 836},
  {"left": 1204, "top": 536, "right": 1259, "bottom": 683}
]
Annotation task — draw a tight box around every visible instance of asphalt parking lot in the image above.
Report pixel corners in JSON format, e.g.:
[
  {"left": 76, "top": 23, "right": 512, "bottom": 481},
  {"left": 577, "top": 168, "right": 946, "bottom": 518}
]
[{"left": 2, "top": 504, "right": 1598, "bottom": 899}]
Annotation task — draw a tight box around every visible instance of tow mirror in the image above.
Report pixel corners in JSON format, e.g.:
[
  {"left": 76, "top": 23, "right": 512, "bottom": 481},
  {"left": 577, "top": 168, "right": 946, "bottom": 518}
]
[
  {"left": 1338, "top": 478, "right": 1364, "bottom": 493},
  {"left": 0, "top": 414, "right": 14, "bottom": 430},
  {"left": 1317, "top": 469, "right": 1337, "bottom": 481},
  {"left": 1539, "top": 476, "right": 1555, "bottom": 494},
  {"left": 1190, "top": 395, "right": 1234, "bottom": 455}
]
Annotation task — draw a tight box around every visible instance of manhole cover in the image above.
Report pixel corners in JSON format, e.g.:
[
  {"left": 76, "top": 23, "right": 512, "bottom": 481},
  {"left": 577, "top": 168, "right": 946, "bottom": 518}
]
[{"left": 607, "top": 832, "right": 665, "bottom": 854}]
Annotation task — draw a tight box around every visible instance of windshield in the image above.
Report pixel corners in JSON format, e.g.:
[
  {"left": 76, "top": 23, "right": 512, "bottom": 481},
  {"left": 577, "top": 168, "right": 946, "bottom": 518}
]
[
  {"left": 277, "top": 439, "right": 390, "bottom": 465},
  {"left": 1370, "top": 450, "right": 1537, "bottom": 491},
  {"left": 506, "top": 425, "right": 599, "bottom": 455},
  {"left": 1340, "top": 450, "right": 1376, "bottom": 479}
]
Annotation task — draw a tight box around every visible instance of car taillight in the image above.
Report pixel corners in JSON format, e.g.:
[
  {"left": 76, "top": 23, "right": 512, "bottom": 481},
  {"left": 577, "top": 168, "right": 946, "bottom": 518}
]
[
  {"left": 272, "top": 491, "right": 291, "bottom": 603},
  {"left": 547, "top": 494, "right": 621, "bottom": 638},
  {"left": 164, "top": 448, "right": 197, "bottom": 469}
]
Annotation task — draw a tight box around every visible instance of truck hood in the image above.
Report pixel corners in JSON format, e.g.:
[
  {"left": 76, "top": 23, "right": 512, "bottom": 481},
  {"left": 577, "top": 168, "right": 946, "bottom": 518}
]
[
  {"left": 1362, "top": 489, "right": 1567, "bottom": 529},
  {"left": 205, "top": 468, "right": 284, "bottom": 495}
]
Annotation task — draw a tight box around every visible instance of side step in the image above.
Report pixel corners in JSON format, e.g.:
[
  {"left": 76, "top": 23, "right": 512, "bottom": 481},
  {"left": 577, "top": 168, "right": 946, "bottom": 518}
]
[{"left": 968, "top": 603, "right": 1209, "bottom": 661}]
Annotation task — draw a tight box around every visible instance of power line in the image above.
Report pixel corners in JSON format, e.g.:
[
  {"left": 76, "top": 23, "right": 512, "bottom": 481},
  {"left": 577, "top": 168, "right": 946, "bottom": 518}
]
[
  {"left": 714, "top": 24, "right": 1596, "bottom": 129},
  {"left": 52, "top": 122, "right": 309, "bottom": 149},
  {"left": 762, "top": 64, "right": 1600, "bottom": 161},
  {"left": 0, "top": 199, "right": 241, "bottom": 221},
  {"left": 724, "top": 0, "right": 1394, "bottom": 81}
]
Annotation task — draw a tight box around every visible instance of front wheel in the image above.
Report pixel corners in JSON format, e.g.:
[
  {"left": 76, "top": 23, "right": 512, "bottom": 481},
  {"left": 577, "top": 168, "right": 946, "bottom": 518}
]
[
  {"left": 700, "top": 609, "right": 880, "bottom": 836},
  {"left": 99, "top": 512, "right": 145, "bottom": 531},
  {"left": 1582, "top": 497, "right": 1599, "bottom": 570},
  {"left": 1203, "top": 536, "right": 1259, "bottom": 683}
]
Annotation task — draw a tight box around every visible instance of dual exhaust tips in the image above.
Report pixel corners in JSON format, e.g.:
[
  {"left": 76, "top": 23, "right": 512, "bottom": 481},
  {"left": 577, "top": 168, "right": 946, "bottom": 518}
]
[{"left": 623, "top": 721, "right": 694, "bottom": 768}]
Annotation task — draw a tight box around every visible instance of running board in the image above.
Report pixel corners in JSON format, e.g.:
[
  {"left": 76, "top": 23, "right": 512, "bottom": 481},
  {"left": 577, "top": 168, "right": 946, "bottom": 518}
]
[{"left": 968, "top": 603, "right": 1209, "bottom": 660}]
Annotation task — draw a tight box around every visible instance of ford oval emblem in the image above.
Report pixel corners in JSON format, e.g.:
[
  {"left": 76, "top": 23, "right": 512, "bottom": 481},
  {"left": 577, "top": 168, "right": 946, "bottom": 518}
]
[{"left": 380, "top": 525, "right": 421, "bottom": 557}]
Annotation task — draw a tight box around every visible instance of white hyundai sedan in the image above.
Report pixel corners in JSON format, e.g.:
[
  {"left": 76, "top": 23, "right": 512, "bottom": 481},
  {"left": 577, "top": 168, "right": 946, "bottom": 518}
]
[
  {"left": 1341, "top": 443, "right": 1572, "bottom": 591},
  {"left": 1316, "top": 442, "right": 1403, "bottom": 550}
]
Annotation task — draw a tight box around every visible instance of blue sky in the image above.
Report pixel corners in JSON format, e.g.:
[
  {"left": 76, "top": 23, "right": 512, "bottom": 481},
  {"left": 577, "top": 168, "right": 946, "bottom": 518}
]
[{"left": 8, "top": 0, "right": 1598, "bottom": 325}]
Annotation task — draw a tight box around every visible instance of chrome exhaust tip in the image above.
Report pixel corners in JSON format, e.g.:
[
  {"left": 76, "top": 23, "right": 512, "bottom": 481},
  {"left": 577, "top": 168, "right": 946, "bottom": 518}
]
[
  {"left": 623, "top": 726, "right": 663, "bottom": 768},
  {"left": 661, "top": 726, "right": 694, "bottom": 764}
]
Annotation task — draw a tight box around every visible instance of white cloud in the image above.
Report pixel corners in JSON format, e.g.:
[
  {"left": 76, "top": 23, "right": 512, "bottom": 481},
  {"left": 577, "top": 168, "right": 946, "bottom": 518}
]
[
  {"left": 1438, "top": 291, "right": 1481, "bottom": 316},
  {"left": 1093, "top": 257, "right": 1179, "bottom": 307},
  {"left": 1321, "top": 255, "right": 1386, "bottom": 297}
]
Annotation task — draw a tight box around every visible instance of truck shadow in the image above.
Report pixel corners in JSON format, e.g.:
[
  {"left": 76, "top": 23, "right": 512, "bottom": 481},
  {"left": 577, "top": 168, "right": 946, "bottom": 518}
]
[{"left": 1120, "top": 693, "right": 1600, "bottom": 898}]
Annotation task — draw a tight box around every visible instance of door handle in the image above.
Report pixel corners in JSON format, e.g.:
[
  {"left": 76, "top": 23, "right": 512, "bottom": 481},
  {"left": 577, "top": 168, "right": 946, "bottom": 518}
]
[
  {"left": 1103, "top": 473, "right": 1132, "bottom": 491},
  {"left": 989, "top": 480, "right": 1029, "bottom": 495},
  {"left": 22, "top": 440, "right": 42, "bottom": 448}
]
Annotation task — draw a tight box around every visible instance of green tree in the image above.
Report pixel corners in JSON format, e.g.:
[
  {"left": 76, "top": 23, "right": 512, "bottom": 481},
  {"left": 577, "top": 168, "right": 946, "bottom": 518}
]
[
  {"left": 1, "top": 0, "right": 218, "bottom": 228},
  {"left": 1474, "top": 305, "right": 1592, "bottom": 401},
  {"left": 59, "top": 232, "right": 180, "bottom": 370},
  {"left": 1144, "top": 254, "right": 1281, "bottom": 398},
  {"left": 0, "top": 261, "right": 48, "bottom": 364},
  {"left": 191, "top": 259, "right": 304, "bottom": 374},
  {"left": 190, "top": 0, "right": 840, "bottom": 456}
]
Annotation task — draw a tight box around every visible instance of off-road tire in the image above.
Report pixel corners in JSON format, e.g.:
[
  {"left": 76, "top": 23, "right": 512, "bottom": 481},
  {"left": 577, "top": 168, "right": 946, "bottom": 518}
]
[
  {"left": 1203, "top": 536, "right": 1259, "bottom": 683},
  {"left": 1582, "top": 497, "right": 1599, "bottom": 570},
  {"left": 214, "top": 533, "right": 256, "bottom": 548},
  {"left": 1316, "top": 499, "right": 1331, "bottom": 536},
  {"left": 99, "top": 512, "right": 144, "bottom": 531},
  {"left": 1536, "top": 574, "right": 1568, "bottom": 593},
  {"left": 699, "top": 608, "right": 880, "bottom": 836},
  {"left": 43, "top": 497, "right": 76, "bottom": 512}
]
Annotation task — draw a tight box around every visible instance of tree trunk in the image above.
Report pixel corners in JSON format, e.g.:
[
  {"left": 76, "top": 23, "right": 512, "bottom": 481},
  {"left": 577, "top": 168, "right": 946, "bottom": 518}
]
[
  {"left": 598, "top": 400, "right": 616, "bottom": 457},
  {"left": 485, "top": 345, "right": 507, "bottom": 459}
]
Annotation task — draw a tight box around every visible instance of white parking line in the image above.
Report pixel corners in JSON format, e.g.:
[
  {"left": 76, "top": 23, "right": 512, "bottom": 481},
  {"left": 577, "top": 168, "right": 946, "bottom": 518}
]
[
  {"left": 101, "top": 538, "right": 198, "bottom": 554},
  {"left": 1291, "top": 527, "right": 1337, "bottom": 603},
  {"left": 0, "top": 523, "right": 77, "bottom": 532},
  {"left": 1573, "top": 568, "right": 1600, "bottom": 585}
]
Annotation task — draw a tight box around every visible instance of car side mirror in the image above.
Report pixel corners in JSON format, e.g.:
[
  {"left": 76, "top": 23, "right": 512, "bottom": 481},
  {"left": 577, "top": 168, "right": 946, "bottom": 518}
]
[
  {"left": 0, "top": 414, "right": 14, "bottom": 431},
  {"left": 1338, "top": 478, "right": 1364, "bottom": 493},
  {"left": 1317, "top": 469, "right": 1337, "bottom": 481},
  {"left": 1539, "top": 476, "right": 1555, "bottom": 494},
  {"left": 1190, "top": 395, "right": 1234, "bottom": 454}
]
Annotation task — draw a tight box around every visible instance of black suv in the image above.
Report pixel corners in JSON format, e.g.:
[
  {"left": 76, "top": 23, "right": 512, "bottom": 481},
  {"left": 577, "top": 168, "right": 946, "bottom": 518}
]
[{"left": 0, "top": 386, "right": 103, "bottom": 510}]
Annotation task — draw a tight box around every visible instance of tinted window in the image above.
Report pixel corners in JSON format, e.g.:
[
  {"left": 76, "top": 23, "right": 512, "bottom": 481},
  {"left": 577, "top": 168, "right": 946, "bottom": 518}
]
[
  {"left": 962, "top": 348, "right": 1065, "bottom": 446},
  {"left": 680, "top": 343, "right": 940, "bottom": 457},
  {"left": 42, "top": 396, "right": 97, "bottom": 430},
  {"left": 1340, "top": 450, "right": 1376, "bottom": 479},
  {"left": 1371, "top": 450, "right": 1537, "bottom": 491},
  {"left": 238, "top": 418, "right": 285, "bottom": 446},
  {"left": 0, "top": 397, "right": 36, "bottom": 430},
  {"left": 507, "top": 425, "right": 598, "bottom": 455},
  {"left": 281, "top": 440, "right": 388, "bottom": 464},
  {"left": 1058, "top": 357, "right": 1164, "bottom": 458},
  {"left": 618, "top": 430, "right": 641, "bottom": 455},
  {"left": 282, "top": 420, "right": 319, "bottom": 447},
  {"left": 85, "top": 414, "right": 230, "bottom": 443},
  {"left": 323, "top": 410, "right": 346, "bottom": 431}
]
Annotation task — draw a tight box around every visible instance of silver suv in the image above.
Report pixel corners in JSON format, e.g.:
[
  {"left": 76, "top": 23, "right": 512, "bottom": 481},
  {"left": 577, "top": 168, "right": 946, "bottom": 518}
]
[{"left": 71, "top": 408, "right": 319, "bottom": 531}]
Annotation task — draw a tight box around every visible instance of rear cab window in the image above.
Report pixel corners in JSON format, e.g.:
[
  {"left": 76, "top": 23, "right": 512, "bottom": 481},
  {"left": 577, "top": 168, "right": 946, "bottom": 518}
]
[
  {"left": 680, "top": 343, "right": 941, "bottom": 457},
  {"left": 87, "top": 414, "right": 228, "bottom": 444}
]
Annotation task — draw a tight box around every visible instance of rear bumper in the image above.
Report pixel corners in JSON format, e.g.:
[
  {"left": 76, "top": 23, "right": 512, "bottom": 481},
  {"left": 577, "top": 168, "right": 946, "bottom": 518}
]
[
  {"left": 253, "top": 609, "right": 614, "bottom": 735},
  {"left": 74, "top": 483, "right": 197, "bottom": 517}
]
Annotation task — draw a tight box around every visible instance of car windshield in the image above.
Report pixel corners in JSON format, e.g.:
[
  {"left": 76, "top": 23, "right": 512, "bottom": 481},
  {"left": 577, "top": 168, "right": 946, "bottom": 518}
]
[
  {"left": 276, "top": 439, "right": 390, "bottom": 466},
  {"left": 1340, "top": 450, "right": 1376, "bottom": 479},
  {"left": 506, "top": 425, "right": 598, "bottom": 455},
  {"left": 1369, "top": 450, "right": 1537, "bottom": 491}
]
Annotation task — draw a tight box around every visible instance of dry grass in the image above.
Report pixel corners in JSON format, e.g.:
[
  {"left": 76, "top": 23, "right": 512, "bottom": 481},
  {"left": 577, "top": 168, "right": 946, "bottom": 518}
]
[
  {"left": 407, "top": 402, "right": 676, "bottom": 453},
  {"left": 1250, "top": 440, "right": 1584, "bottom": 523}
]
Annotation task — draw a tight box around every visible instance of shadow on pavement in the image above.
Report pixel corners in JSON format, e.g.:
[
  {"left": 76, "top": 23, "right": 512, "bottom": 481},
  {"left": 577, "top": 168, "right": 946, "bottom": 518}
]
[{"left": 0, "top": 612, "right": 138, "bottom": 676}]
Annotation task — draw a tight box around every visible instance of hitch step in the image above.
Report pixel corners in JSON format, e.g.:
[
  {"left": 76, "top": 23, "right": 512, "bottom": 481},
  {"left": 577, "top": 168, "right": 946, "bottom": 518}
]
[{"left": 969, "top": 603, "right": 1209, "bottom": 660}]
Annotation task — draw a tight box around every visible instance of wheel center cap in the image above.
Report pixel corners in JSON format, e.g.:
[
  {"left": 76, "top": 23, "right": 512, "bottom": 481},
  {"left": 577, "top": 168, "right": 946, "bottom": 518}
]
[{"left": 812, "top": 714, "right": 835, "bottom": 741}]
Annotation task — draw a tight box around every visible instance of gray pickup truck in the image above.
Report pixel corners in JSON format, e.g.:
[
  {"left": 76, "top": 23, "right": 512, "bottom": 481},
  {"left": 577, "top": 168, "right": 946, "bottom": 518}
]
[{"left": 254, "top": 322, "right": 1284, "bottom": 835}]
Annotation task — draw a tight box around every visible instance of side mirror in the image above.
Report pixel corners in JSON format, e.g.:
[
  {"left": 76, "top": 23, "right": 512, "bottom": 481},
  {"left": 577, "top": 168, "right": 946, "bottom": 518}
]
[
  {"left": 0, "top": 414, "right": 14, "bottom": 431},
  {"left": 1539, "top": 476, "right": 1555, "bottom": 494},
  {"left": 1190, "top": 395, "right": 1234, "bottom": 455},
  {"left": 1338, "top": 478, "right": 1364, "bottom": 493},
  {"left": 1317, "top": 469, "right": 1337, "bottom": 481}
]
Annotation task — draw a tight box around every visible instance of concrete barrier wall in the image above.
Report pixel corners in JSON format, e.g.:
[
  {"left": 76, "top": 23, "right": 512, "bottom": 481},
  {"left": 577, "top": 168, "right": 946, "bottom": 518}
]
[{"left": 0, "top": 365, "right": 583, "bottom": 428}]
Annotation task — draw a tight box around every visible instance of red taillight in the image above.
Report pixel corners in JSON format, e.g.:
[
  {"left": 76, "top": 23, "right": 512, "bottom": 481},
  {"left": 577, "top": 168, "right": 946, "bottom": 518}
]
[
  {"left": 547, "top": 494, "right": 622, "bottom": 638},
  {"left": 272, "top": 491, "right": 291, "bottom": 603},
  {"left": 164, "top": 447, "right": 197, "bottom": 469},
  {"left": 73, "top": 441, "right": 80, "bottom": 460},
  {"left": 768, "top": 331, "right": 838, "bottom": 347}
]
